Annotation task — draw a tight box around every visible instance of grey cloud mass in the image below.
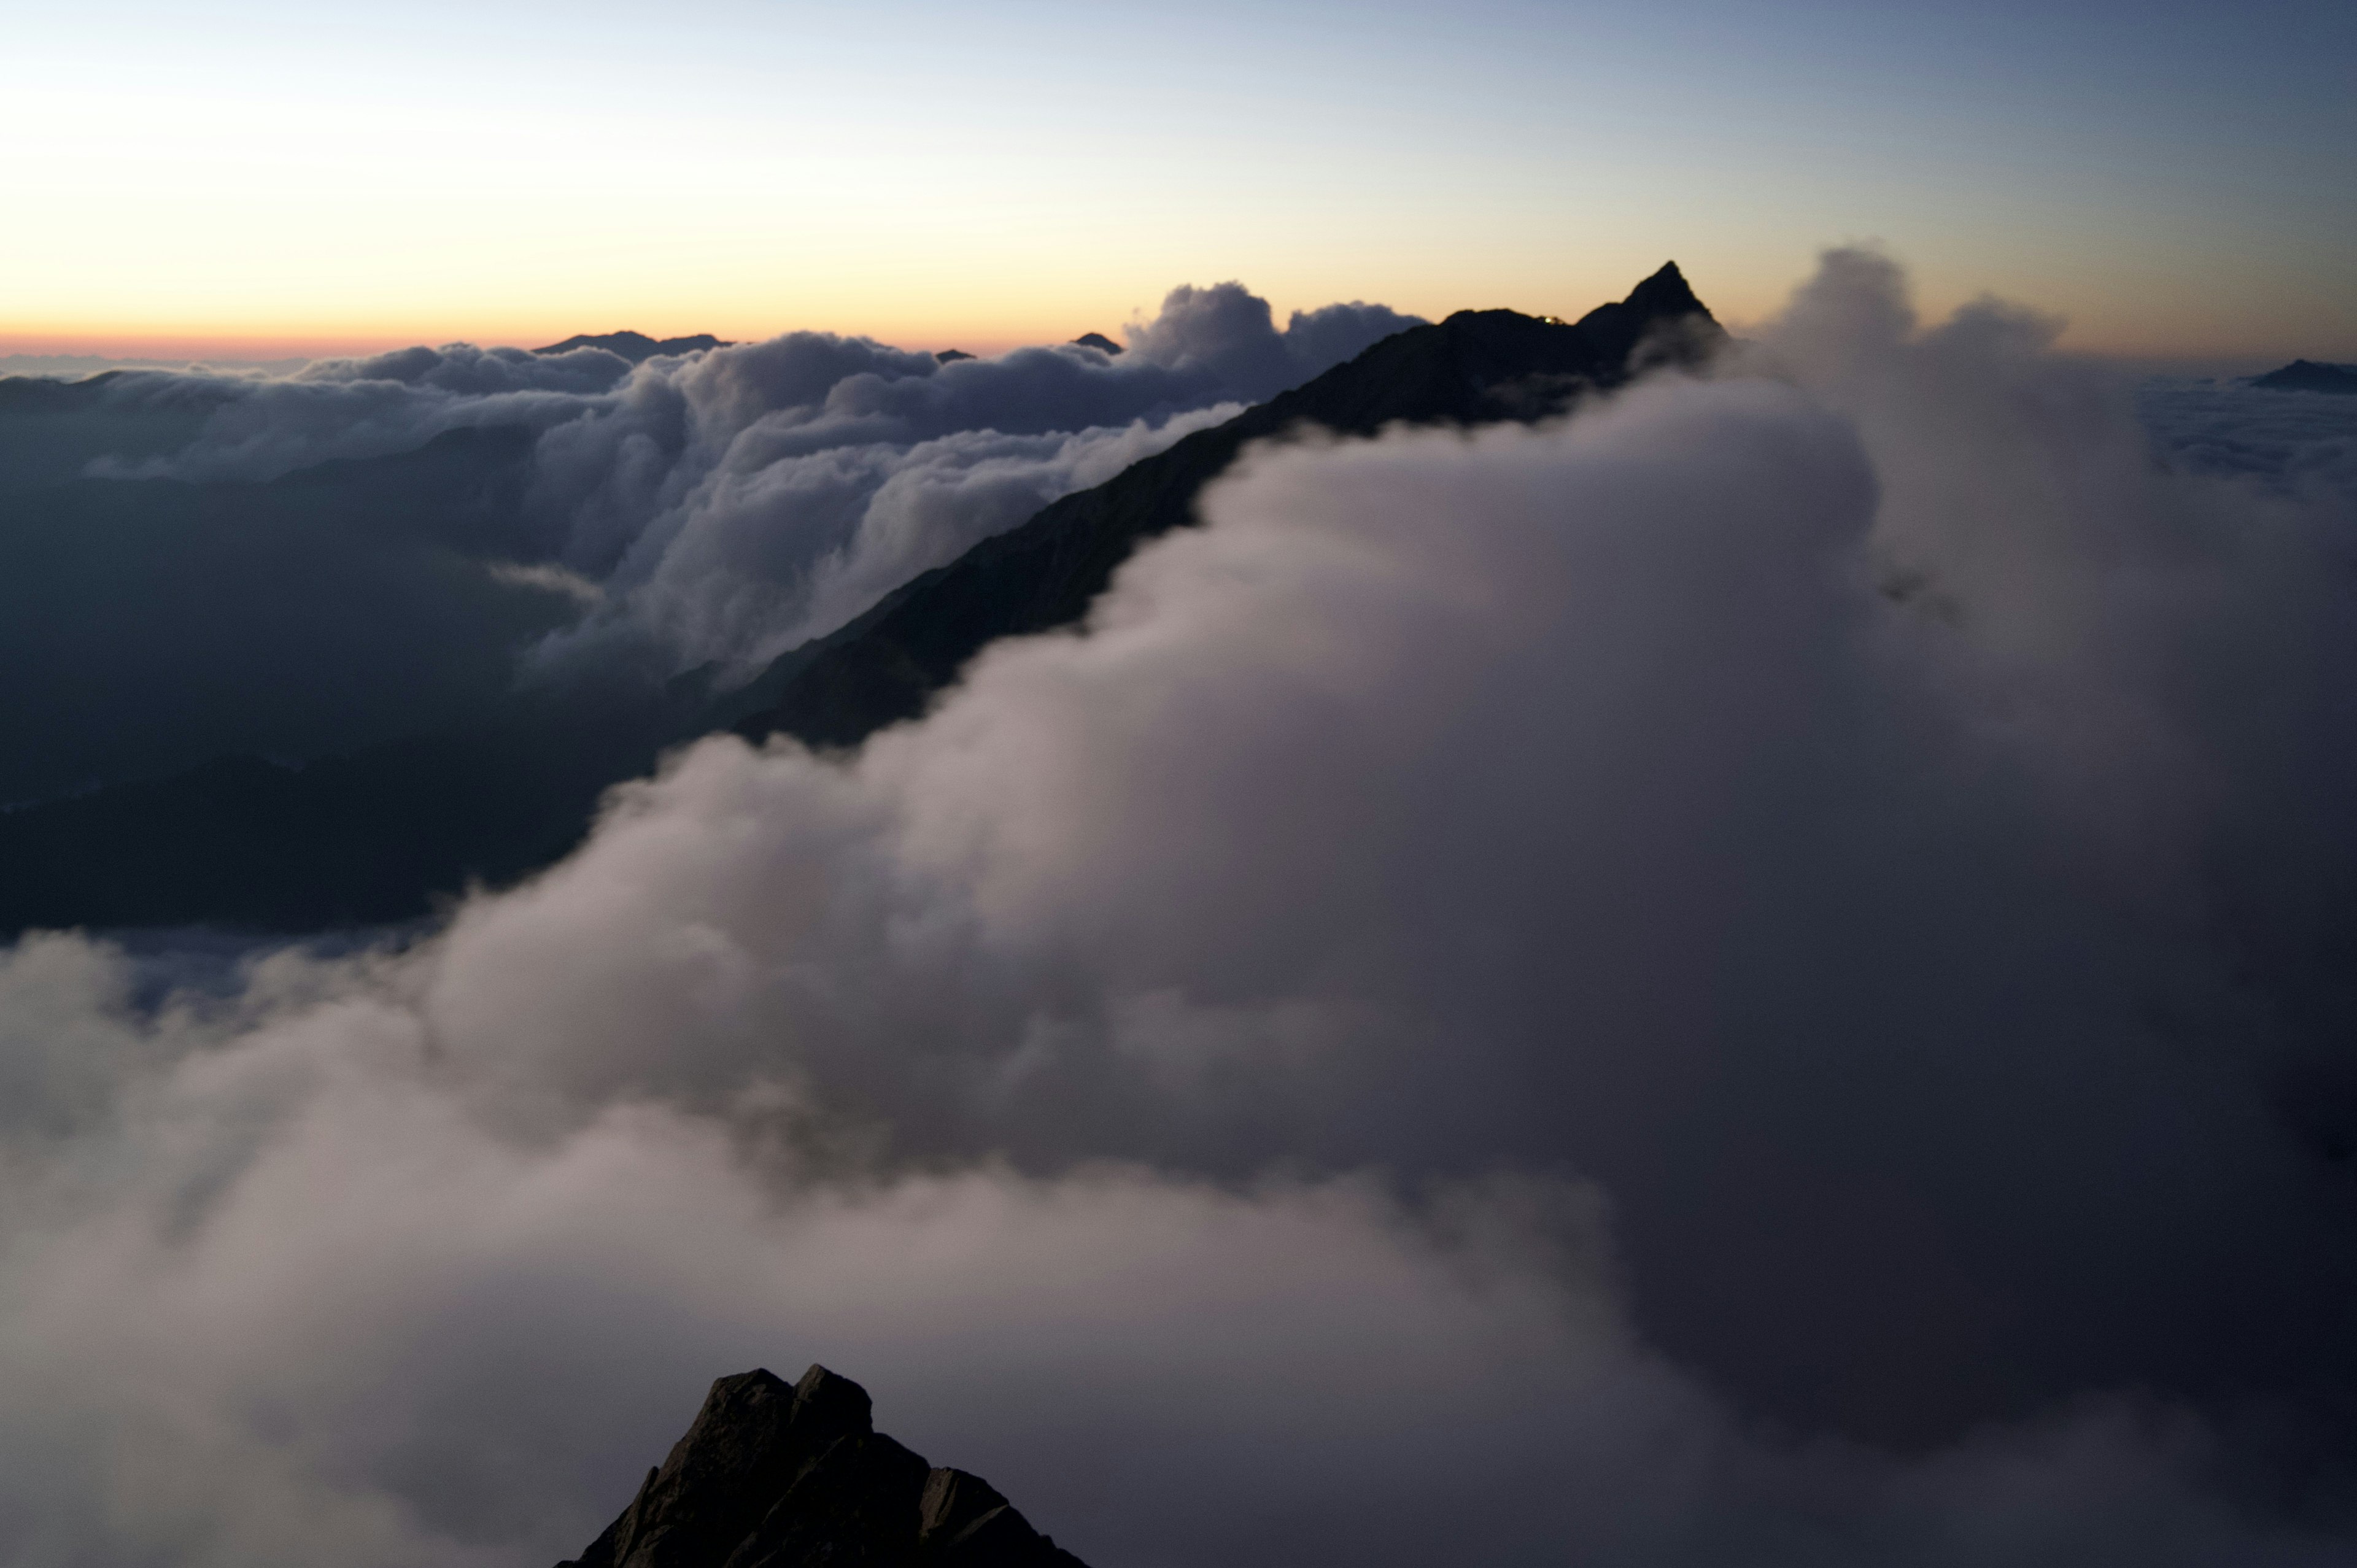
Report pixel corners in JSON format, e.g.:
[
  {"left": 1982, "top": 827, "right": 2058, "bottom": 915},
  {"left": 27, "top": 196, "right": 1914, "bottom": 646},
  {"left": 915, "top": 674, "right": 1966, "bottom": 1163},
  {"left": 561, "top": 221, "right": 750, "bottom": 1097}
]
[{"left": 1, "top": 252, "right": 2354, "bottom": 1564}]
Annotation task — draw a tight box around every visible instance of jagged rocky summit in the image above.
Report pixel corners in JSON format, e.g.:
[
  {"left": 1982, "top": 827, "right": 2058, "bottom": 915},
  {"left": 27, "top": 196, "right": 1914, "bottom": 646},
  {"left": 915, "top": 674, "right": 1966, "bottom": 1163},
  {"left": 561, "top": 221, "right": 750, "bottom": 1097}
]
[{"left": 559, "top": 1365, "right": 1086, "bottom": 1568}]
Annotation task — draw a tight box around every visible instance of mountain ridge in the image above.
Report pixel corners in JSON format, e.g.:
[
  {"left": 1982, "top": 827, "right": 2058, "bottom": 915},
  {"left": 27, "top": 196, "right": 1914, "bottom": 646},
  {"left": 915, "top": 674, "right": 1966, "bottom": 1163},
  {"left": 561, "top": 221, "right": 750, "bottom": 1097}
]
[{"left": 732, "top": 262, "right": 1722, "bottom": 749}]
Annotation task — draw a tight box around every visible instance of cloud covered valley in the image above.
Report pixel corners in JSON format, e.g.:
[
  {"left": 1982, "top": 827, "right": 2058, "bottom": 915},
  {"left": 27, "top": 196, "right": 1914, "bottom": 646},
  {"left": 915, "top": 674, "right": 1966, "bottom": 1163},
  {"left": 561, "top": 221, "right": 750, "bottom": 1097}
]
[
  {"left": 0, "top": 284, "right": 1420, "bottom": 806},
  {"left": 2, "top": 253, "right": 2356, "bottom": 1566}
]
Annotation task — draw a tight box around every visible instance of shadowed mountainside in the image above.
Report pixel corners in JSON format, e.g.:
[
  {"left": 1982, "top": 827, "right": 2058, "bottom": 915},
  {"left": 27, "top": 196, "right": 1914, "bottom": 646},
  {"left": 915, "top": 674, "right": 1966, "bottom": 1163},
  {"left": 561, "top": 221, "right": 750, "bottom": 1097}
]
[
  {"left": 559, "top": 1365, "right": 1086, "bottom": 1568},
  {"left": 0, "top": 424, "right": 667, "bottom": 933}
]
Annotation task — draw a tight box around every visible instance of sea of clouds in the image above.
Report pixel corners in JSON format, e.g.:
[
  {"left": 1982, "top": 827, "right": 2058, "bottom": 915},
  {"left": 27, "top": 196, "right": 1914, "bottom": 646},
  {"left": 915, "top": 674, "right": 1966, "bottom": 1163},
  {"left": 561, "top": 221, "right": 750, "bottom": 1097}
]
[
  {"left": 0, "top": 285, "right": 1417, "bottom": 801},
  {"left": 103, "top": 286, "right": 1421, "bottom": 678},
  {"left": 2, "top": 252, "right": 2356, "bottom": 1564}
]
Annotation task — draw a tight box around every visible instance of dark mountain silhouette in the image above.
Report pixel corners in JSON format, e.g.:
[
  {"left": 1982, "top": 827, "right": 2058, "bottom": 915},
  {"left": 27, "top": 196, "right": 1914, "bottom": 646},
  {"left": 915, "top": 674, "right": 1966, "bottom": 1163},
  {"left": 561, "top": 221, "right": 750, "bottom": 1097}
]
[
  {"left": 0, "top": 369, "right": 133, "bottom": 408},
  {"left": 734, "top": 262, "right": 1721, "bottom": 749},
  {"left": 1069, "top": 333, "right": 1122, "bottom": 355},
  {"left": 2251, "top": 358, "right": 2357, "bottom": 394},
  {"left": 0, "top": 423, "right": 684, "bottom": 935},
  {"left": 0, "top": 265, "right": 1719, "bottom": 938},
  {"left": 535, "top": 331, "right": 731, "bottom": 363},
  {"left": 558, "top": 1365, "right": 1086, "bottom": 1568},
  {"left": 935, "top": 349, "right": 977, "bottom": 363},
  {"left": 0, "top": 684, "right": 718, "bottom": 933},
  {"left": 0, "top": 369, "right": 241, "bottom": 485}
]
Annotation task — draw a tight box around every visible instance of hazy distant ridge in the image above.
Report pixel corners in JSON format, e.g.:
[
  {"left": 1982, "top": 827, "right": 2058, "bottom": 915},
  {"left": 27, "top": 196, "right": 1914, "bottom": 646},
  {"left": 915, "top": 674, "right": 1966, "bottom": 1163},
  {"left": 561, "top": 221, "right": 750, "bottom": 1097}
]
[{"left": 532, "top": 330, "right": 732, "bottom": 363}]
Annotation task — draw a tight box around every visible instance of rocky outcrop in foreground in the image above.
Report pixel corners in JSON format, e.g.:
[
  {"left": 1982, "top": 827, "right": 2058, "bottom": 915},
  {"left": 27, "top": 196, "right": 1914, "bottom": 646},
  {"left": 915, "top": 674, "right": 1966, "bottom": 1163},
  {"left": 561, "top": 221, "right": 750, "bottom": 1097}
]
[{"left": 557, "top": 1365, "right": 1088, "bottom": 1568}]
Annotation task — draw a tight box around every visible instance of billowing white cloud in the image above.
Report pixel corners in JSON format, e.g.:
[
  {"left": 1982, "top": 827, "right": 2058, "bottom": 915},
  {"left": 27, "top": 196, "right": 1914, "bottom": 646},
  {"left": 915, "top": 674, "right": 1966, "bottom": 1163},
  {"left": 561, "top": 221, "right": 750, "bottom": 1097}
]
[
  {"left": 519, "top": 285, "right": 1418, "bottom": 676},
  {"left": 1, "top": 251, "right": 2353, "bottom": 1564},
  {"left": 523, "top": 377, "right": 1247, "bottom": 679},
  {"left": 1120, "top": 282, "right": 1421, "bottom": 402}
]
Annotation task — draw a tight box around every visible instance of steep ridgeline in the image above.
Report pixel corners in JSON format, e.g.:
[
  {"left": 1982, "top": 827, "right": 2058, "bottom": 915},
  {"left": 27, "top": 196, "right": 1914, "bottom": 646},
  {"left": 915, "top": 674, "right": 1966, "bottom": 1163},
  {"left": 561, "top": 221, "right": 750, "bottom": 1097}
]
[
  {"left": 733, "top": 262, "right": 1721, "bottom": 749},
  {"left": 559, "top": 1365, "right": 1086, "bottom": 1568}
]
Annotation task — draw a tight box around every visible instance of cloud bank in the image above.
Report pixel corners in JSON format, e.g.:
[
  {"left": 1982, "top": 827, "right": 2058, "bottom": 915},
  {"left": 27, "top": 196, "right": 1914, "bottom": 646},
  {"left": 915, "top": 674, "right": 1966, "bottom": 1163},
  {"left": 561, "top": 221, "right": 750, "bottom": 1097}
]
[
  {"left": 0, "top": 285, "right": 1418, "bottom": 800},
  {"left": 2, "top": 252, "right": 2355, "bottom": 1564}
]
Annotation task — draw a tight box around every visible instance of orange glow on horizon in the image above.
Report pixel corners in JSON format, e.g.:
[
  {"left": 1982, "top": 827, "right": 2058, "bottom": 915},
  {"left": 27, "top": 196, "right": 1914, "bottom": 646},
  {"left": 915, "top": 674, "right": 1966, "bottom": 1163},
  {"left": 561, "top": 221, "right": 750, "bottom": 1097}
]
[
  {"left": 0, "top": 320, "right": 1056, "bottom": 364},
  {"left": 2, "top": 257, "right": 2336, "bottom": 373}
]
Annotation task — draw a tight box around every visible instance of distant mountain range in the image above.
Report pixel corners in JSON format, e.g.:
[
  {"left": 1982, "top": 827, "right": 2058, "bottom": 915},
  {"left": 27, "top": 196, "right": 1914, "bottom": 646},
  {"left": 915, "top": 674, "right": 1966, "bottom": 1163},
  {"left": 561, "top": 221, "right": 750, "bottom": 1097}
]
[
  {"left": 2250, "top": 358, "right": 2357, "bottom": 393},
  {"left": 0, "top": 265, "right": 1721, "bottom": 938},
  {"left": 940, "top": 334, "right": 1120, "bottom": 365},
  {"left": 556, "top": 1365, "right": 1085, "bottom": 1568},
  {"left": 534, "top": 331, "right": 733, "bottom": 362}
]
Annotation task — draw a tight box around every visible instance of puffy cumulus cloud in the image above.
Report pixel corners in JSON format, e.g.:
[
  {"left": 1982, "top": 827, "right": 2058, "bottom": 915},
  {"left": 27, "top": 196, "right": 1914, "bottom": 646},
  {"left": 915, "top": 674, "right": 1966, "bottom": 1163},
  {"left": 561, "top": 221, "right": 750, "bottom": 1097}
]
[
  {"left": 520, "top": 344, "right": 1253, "bottom": 674},
  {"left": 1121, "top": 281, "right": 1423, "bottom": 402},
  {"left": 2, "top": 250, "right": 2356, "bottom": 1563}
]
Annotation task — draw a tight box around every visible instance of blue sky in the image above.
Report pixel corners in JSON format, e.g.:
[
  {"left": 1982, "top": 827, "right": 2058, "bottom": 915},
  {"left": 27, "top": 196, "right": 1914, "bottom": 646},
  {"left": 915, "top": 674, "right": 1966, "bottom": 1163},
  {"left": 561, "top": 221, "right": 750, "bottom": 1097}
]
[{"left": 6, "top": 0, "right": 2351, "bottom": 359}]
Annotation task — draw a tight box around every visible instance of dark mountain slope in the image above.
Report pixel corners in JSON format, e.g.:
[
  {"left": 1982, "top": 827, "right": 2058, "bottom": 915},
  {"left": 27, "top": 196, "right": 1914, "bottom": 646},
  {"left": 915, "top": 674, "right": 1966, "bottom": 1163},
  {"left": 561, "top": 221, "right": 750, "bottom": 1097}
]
[
  {"left": 735, "top": 263, "right": 1721, "bottom": 749},
  {"left": 559, "top": 1365, "right": 1085, "bottom": 1568},
  {"left": 0, "top": 424, "right": 651, "bottom": 934},
  {"left": 2250, "top": 358, "right": 2357, "bottom": 394},
  {"left": 0, "top": 682, "right": 714, "bottom": 933}
]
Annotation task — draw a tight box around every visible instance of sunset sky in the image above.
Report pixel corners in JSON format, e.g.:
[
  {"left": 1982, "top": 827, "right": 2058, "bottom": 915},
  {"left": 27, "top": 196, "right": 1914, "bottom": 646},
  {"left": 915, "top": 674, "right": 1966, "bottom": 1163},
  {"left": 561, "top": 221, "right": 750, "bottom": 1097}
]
[{"left": 8, "top": 0, "right": 2352, "bottom": 364}]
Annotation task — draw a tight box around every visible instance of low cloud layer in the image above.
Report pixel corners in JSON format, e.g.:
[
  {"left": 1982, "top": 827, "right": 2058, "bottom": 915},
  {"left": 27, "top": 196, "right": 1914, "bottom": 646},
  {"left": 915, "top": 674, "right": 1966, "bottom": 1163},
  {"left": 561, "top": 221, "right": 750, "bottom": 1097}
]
[
  {"left": 3, "top": 252, "right": 2356, "bottom": 1564},
  {"left": 2138, "top": 372, "right": 2357, "bottom": 498}
]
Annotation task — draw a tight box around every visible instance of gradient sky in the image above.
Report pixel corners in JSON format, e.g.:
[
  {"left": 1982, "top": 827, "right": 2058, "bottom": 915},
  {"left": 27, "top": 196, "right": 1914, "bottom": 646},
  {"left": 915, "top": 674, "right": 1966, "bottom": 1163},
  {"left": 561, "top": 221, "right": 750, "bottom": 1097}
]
[{"left": 6, "top": 0, "right": 2351, "bottom": 363}]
